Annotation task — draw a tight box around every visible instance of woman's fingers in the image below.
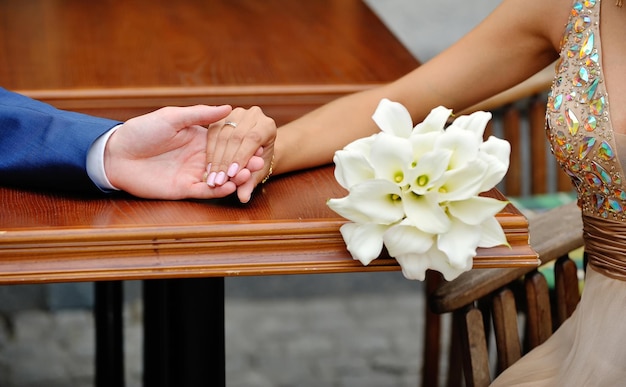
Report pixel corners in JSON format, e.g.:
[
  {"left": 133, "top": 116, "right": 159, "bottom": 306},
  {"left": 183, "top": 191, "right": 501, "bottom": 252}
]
[{"left": 205, "top": 106, "right": 276, "bottom": 187}]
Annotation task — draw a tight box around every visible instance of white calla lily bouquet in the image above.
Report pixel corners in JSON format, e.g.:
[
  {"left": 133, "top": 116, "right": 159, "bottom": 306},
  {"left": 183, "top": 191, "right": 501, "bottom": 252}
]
[{"left": 327, "top": 99, "right": 511, "bottom": 281}]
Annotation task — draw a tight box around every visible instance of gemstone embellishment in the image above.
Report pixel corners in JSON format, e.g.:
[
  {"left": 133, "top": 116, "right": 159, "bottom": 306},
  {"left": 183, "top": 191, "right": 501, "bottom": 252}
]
[{"left": 546, "top": 0, "right": 626, "bottom": 220}]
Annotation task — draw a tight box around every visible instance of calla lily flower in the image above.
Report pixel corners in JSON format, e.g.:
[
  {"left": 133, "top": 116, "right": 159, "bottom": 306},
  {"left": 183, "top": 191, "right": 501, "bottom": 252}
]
[
  {"left": 401, "top": 191, "right": 451, "bottom": 234},
  {"left": 372, "top": 98, "right": 414, "bottom": 138},
  {"left": 369, "top": 132, "right": 413, "bottom": 185},
  {"left": 435, "top": 125, "right": 481, "bottom": 170},
  {"left": 344, "top": 133, "right": 377, "bottom": 153},
  {"left": 327, "top": 179, "right": 404, "bottom": 225},
  {"left": 436, "top": 218, "right": 483, "bottom": 269},
  {"left": 328, "top": 100, "right": 511, "bottom": 281},
  {"left": 383, "top": 219, "right": 435, "bottom": 257},
  {"left": 436, "top": 159, "right": 489, "bottom": 202},
  {"left": 450, "top": 110, "right": 492, "bottom": 139},
  {"left": 447, "top": 196, "right": 508, "bottom": 226},
  {"left": 333, "top": 150, "right": 374, "bottom": 189},
  {"left": 477, "top": 136, "right": 511, "bottom": 192},
  {"left": 394, "top": 253, "right": 433, "bottom": 281},
  {"left": 332, "top": 134, "right": 377, "bottom": 189},
  {"left": 477, "top": 215, "right": 511, "bottom": 248},
  {"left": 413, "top": 105, "right": 452, "bottom": 134},
  {"left": 427, "top": 246, "right": 473, "bottom": 281},
  {"left": 339, "top": 222, "right": 389, "bottom": 266},
  {"left": 406, "top": 149, "right": 451, "bottom": 195}
]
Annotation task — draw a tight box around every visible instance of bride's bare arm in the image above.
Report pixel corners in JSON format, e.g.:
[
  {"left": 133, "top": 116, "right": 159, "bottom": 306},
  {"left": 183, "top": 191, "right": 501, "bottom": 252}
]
[{"left": 272, "top": 0, "right": 569, "bottom": 176}]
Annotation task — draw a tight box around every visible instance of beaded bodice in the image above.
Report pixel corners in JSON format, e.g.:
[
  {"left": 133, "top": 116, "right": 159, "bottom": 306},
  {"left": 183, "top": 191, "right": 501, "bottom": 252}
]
[{"left": 546, "top": 0, "right": 626, "bottom": 221}]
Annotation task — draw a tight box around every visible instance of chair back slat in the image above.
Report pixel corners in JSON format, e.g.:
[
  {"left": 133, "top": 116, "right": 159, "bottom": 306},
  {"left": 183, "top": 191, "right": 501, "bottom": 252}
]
[
  {"left": 460, "top": 306, "right": 491, "bottom": 387},
  {"left": 554, "top": 256, "right": 581, "bottom": 325},
  {"left": 501, "top": 108, "right": 523, "bottom": 196},
  {"left": 524, "top": 270, "right": 553, "bottom": 349},
  {"left": 529, "top": 98, "right": 549, "bottom": 193},
  {"left": 492, "top": 287, "right": 522, "bottom": 373}
]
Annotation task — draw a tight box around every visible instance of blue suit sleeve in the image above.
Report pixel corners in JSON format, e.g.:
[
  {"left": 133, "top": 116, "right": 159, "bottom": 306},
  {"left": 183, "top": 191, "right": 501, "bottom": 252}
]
[{"left": 0, "top": 87, "right": 121, "bottom": 192}]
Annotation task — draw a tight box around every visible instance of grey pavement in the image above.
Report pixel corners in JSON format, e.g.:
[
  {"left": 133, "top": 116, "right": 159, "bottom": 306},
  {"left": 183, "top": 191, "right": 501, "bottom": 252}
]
[
  {"left": 0, "top": 275, "right": 445, "bottom": 387},
  {"left": 0, "top": 283, "right": 456, "bottom": 387},
  {"left": 0, "top": 1, "right": 500, "bottom": 386}
]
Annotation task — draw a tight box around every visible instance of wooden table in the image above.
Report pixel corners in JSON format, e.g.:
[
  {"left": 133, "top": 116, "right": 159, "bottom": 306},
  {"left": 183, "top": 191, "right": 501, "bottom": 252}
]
[
  {"left": 0, "top": 1, "right": 537, "bottom": 386},
  {"left": 0, "top": 166, "right": 535, "bottom": 386},
  {"left": 0, "top": 165, "right": 536, "bottom": 282}
]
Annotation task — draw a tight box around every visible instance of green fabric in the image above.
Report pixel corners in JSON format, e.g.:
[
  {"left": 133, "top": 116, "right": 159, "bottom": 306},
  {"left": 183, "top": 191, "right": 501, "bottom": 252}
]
[
  {"left": 508, "top": 191, "right": 577, "bottom": 216},
  {"left": 537, "top": 247, "right": 585, "bottom": 289}
]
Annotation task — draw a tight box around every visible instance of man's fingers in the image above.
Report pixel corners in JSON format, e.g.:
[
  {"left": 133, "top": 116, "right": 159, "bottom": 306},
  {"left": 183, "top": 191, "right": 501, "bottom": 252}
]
[
  {"left": 245, "top": 155, "right": 265, "bottom": 173},
  {"left": 159, "top": 105, "right": 233, "bottom": 130},
  {"left": 236, "top": 179, "right": 256, "bottom": 204},
  {"left": 187, "top": 180, "right": 238, "bottom": 200}
]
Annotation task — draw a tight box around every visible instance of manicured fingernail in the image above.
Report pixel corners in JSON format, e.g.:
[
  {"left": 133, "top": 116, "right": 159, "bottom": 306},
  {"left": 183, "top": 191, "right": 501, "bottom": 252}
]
[
  {"left": 206, "top": 163, "right": 212, "bottom": 173},
  {"left": 207, "top": 172, "right": 217, "bottom": 187},
  {"left": 227, "top": 163, "right": 239, "bottom": 178},
  {"left": 215, "top": 171, "right": 226, "bottom": 186}
]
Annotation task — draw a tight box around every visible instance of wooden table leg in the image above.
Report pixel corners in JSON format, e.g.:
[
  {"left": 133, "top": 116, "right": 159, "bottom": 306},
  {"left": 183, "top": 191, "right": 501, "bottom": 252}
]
[
  {"left": 143, "top": 278, "right": 225, "bottom": 387},
  {"left": 422, "top": 271, "right": 443, "bottom": 387},
  {"left": 95, "top": 281, "right": 125, "bottom": 387}
]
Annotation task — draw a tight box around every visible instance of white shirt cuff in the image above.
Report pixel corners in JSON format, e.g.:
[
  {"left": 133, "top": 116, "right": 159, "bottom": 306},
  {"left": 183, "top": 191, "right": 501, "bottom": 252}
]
[{"left": 87, "top": 125, "right": 121, "bottom": 192}]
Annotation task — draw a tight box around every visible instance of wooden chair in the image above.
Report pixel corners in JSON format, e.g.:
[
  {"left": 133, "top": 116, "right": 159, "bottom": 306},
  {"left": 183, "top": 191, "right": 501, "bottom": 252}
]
[{"left": 428, "top": 201, "right": 584, "bottom": 387}]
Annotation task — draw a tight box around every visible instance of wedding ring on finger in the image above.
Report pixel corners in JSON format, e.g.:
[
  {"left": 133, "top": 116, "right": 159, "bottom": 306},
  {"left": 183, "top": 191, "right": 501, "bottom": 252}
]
[{"left": 224, "top": 121, "right": 238, "bottom": 129}]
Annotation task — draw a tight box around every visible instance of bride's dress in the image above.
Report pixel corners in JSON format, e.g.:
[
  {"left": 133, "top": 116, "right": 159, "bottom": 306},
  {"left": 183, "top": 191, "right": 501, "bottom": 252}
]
[{"left": 491, "top": 0, "right": 626, "bottom": 385}]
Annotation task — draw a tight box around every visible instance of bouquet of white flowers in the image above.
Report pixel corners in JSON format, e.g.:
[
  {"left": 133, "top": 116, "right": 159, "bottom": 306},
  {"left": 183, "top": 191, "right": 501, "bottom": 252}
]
[{"left": 327, "top": 99, "right": 511, "bottom": 281}]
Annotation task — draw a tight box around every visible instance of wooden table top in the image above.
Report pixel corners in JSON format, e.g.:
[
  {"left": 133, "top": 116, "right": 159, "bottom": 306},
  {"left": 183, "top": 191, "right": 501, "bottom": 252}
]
[
  {"left": 0, "top": 165, "right": 537, "bottom": 285},
  {"left": 0, "top": 1, "right": 537, "bottom": 284},
  {"left": 1, "top": 0, "right": 420, "bottom": 124}
]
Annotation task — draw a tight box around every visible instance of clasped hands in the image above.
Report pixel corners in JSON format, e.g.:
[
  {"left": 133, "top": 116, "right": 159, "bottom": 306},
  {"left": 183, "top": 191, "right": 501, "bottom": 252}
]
[{"left": 103, "top": 104, "right": 276, "bottom": 203}]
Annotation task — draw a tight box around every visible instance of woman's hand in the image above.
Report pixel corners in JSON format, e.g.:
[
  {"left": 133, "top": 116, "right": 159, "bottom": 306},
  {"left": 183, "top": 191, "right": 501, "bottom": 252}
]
[{"left": 205, "top": 106, "right": 276, "bottom": 203}]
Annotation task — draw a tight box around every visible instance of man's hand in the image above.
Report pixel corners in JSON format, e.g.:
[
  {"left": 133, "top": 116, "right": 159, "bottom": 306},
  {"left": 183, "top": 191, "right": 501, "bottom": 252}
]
[{"left": 104, "top": 105, "right": 264, "bottom": 200}]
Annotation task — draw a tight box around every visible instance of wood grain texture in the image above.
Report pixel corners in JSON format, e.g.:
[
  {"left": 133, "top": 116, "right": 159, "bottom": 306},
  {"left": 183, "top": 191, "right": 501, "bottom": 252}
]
[
  {"left": 0, "top": 1, "right": 535, "bottom": 284},
  {"left": 0, "top": 166, "right": 535, "bottom": 284},
  {"left": 1, "top": 0, "right": 420, "bottom": 124}
]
